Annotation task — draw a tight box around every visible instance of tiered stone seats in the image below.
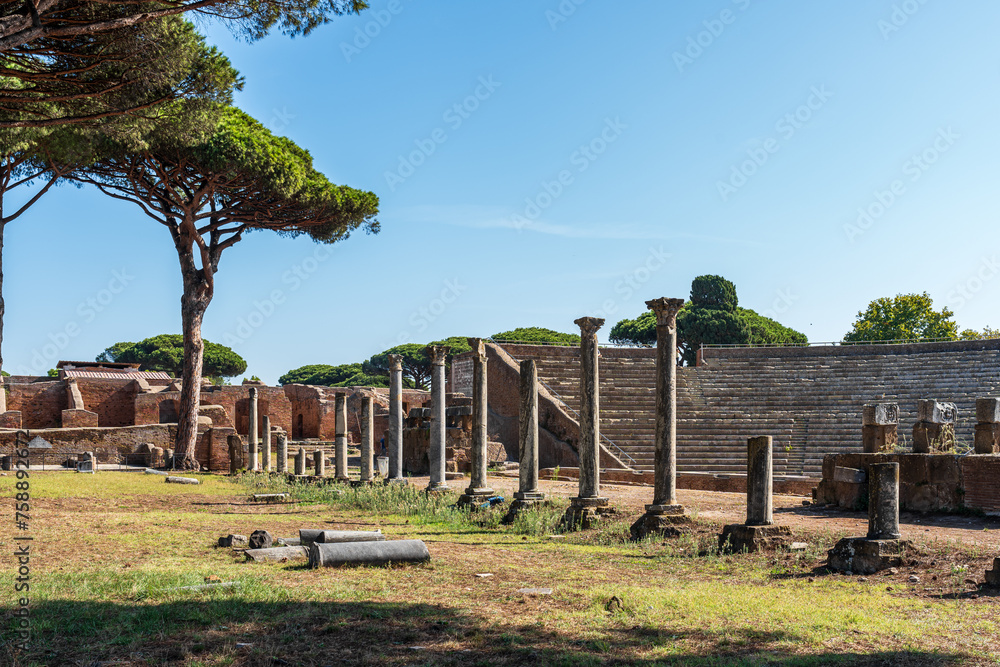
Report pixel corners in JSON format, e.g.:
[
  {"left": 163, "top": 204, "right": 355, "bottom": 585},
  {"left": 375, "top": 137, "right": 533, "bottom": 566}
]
[{"left": 498, "top": 340, "right": 1000, "bottom": 478}]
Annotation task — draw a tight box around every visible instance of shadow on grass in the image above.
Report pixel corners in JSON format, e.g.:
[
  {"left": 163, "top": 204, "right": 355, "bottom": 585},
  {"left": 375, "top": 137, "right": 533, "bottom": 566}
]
[{"left": 2, "top": 599, "right": 975, "bottom": 666}]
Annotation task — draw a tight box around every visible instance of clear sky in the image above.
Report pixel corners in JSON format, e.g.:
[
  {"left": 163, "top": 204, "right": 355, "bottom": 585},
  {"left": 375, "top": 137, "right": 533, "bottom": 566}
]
[{"left": 5, "top": 1, "right": 1000, "bottom": 383}]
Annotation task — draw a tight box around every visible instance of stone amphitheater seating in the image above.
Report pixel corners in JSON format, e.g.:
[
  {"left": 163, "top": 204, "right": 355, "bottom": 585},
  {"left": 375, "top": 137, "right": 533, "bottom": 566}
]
[{"left": 496, "top": 339, "right": 1000, "bottom": 479}]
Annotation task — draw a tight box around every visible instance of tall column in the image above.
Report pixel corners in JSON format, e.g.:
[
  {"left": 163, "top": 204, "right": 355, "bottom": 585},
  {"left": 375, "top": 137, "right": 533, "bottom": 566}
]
[
  {"left": 563, "top": 317, "right": 609, "bottom": 529},
  {"left": 360, "top": 395, "right": 374, "bottom": 483},
  {"left": 294, "top": 446, "right": 306, "bottom": 476},
  {"left": 387, "top": 354, "right": 405, "bottom": 482},
  {"left": 262, "top": 415, "right": 272, "bottom": 471},
  {"left": 335, "top": 394, "right": 349, "bottom": 481},
  {"left": 426, "top": 345, "right": 449, "bottom": 491},
  {"left": 276, "top": 432, "right": 288, "bottom": 474},
  {"left": 516, "top": 359, "right": 544, "bottom": 500},
  {"left": 868, "top": 462, "right": 900, "bottom": 540},
  {"left": 247, "top": 386, "right": 259, "bottom": 471},
  {"left": 746, "top": 436, "right": 773, "bottom": 526},
  {"left": 314, "top": 448, "right": 326, "bottom": 477},
  {"left": 460, "top": 339, "right": 494, "bottom": 504},
  {"left": 648, "top": 297, "right": 686, "bottom": 512}
]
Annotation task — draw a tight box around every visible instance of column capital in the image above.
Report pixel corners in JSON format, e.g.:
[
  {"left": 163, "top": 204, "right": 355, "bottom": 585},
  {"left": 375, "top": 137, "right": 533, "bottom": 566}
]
[
  {"left": 467, "top": 337, "right": 487, "bottom": 363},
  {"left": 574, "top": 316, "right": 605, "bottom": 337},
  {"left": 646, "top": 297, "right": 686, "bottom": 328},
  {"left": 248, "top": 386, "right": 258, "bottom": 398},
  {"left": 425, "top": 345, "right": 449, "bottom": 365},
  {"left": 387, "top": 353, "right": 403, "bottom": 372}
]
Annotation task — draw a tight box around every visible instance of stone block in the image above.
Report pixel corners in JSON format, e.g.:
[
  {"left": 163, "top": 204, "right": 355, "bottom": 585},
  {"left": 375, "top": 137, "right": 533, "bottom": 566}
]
[
  {"left": 630, "top": 510, "right": 690, "bottom": 540},
  {"left": 975, "top": 423, "right": 1000, "bottom": 454},
  {"left": 985, "top": 558, "right": 1000, "bottom": 587},
  {"left": 862, "top": 403, "right": 899, "bottom": 426},
  {"left": 445, "top": 405, "right": 473, "bottom": 417},
  {"left": 218, "top": 534, "right": 248, "bottom": 548},
  {"left": 862, "top": 425, "right": 897, "bottom": 453},
  {"left": 0, "top": 410, "right": 22, "bottom": 429},
  {"left": 718, "top": 524, "right": 792, "bottom": 553},
  {"left": 827, "top": 537, "right": 911, "bottom": 574},
  {"left": 834, "top": 466, "right": 866, "bottom": 484},
  {"left": 916, "top": 400, "right": 957, "bottom": 424},
  {"left": 976, "top": 398, "right": 1000, "bottom": 424},
  {"left": 913, "top": 422, "right": 955, "bottom": 452}
]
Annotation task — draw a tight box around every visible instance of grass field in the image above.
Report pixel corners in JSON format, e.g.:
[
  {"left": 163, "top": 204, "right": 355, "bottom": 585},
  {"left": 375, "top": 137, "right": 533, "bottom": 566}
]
[{"left": 2, "top": 472, "right": 998, "bottom": 666}]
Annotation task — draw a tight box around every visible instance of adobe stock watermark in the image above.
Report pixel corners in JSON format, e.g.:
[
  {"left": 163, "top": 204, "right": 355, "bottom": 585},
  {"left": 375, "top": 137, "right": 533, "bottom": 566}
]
[
  {"left": 878, "top": 0, "right": 931, "bottom": 40},
  {"left": 382, "top": 278, "right": 468, "bottom": 349},
  {"left": 546, "top": 0, "right": 587, "bottom": 30},
  {"left": 760, "top": 288, "right": 798, "bottom": 321},
  {"left": 947, "top": 256, "right": 999, "bottom": 311},
  {"left": 16, "top": 267, "right": 134, "bottom": 375},
  {"left": 672, "top": 0, "right": 753, "bottom": 73},
  {"left": 510, "top": 117, "right": 627, "bottom": 232},
  {"left": 266, "top": 107, "right": 295, "bottom": 135},
  {"left": 340, "top": 0, "right": 412, "bottom": 62},
  {"left": 590, "top": 246, "right": 672, "bottom": 322},
  {"left": 717, "top": 85, "right": 833, "bottom": 202},
  {"left": 842, "top": 126, "right": 958, "bottom": 243},
  {"left": 222, "top": 246, "right": 334, "bottom": 346},
  {"left": 384, "top": 75, "right": 502, "bottom": 192}
]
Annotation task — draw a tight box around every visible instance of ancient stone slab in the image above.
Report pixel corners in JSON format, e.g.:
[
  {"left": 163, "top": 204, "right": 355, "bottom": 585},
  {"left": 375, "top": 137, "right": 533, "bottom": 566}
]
[
  {"left": 974, "top": 423, "right": 1000, "bottom": 454},
  {"left": 248, "top": 529, "right": 273, "bottom": 550},
  {"left": 828, "top": 537, "right": 910, "bottom": 575},
  {"left": 718, "top": 524, "right": 792, "bottom": 553},
  {"left": 244, "top": 546, "right": 308, "bottom": 562},
  {"left": 833, "top": 466, "right": 866, "bottom": 484},
  {"left": 218, "top": 534, "right": 249, "bottom": 548},
  {"left": 862, "top": 403, "right": 899, "bottom": 426},
  {"left": 976, "top": 397, "right": 1000, "bottom": 424},
  {"left": 916, "top": 399, "right": 957, "bottom": 424},
  {"left": 165, "top": 476, "right": 199, "bottom": 485},
  {"left": 251, "top": 493, "right": 288, "bottom": 503}
]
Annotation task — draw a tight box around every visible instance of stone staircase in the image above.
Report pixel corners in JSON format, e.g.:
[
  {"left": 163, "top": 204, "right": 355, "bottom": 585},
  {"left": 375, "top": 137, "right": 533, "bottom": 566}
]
[{"left": 497, "top": 341, "right": 1000, "bottom": 478}]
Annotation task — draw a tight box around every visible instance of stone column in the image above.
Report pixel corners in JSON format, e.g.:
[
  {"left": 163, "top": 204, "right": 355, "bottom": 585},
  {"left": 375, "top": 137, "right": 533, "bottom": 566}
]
[
  {"left": 294, "top": 446, "right": 306, "bottom": 476},
  {"left": 228, "top": 434, "right": 242, "bottom": 474},
  {"left": 262, "top": 415, "right": 272, "bottom": 471},
  {"left": 563, "top": 317, "right": 608, "bottom": 529},
  {"left": 247, "top": 386, "right": 259, "bottom": 471},
  {"left": 974, "top": 397, "right": 1000, "bottom": 454},
  {"left": 334, "top": 394, "right": 349, "bottom": 481},
  {"left": 276, "top": 433, "right": 288, "bottom": 474},
  {"left": 460, "top": 339, "right": 494, "bottom": 505},
  {"left": 648, "top": 297, "right": 686, "bottom": 514},
  {"left": 426, "top": 345, "right": 450, "bottom": 491},
  {"left": 517, "top": 359, "right": 543, "bottom": 499},
  {"left": 867, "top": 462, "right": 900, "bottom": 540},
  {"left": 387, "top": 354, "right": 405, "bottom": 482},
  {"left": 746, "top": 436, "right": 773, "bottom": 526},
  {"left": 314, "top": 448, "right": 326, "bottom": 477},
  {"left": 360, "top": 395, "right": 374, "bottom": 483}
]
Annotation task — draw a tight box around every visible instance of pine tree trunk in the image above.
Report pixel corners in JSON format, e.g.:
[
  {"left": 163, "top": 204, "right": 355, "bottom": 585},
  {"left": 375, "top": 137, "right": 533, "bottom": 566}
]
[
  {"left": 173, "top": 240, "right": 213, "bottom": 470},
  {"left": 0, "top": 218, "right": 6, "bottom": 412}
]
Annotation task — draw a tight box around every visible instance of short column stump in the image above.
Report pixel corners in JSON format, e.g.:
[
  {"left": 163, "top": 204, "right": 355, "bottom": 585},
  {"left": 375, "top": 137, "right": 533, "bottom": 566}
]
[
  {"left": 828, "top": 537, "right": 911, "bottom": 575},
  {"left": 630, "top": 505, "right": 690, "bottom": 540},
  {"left": 718, "top": 524, "right": 792, "bottom": 553},
  {"left": 561, "top": 497, "right": 613, "bottom": 531}
]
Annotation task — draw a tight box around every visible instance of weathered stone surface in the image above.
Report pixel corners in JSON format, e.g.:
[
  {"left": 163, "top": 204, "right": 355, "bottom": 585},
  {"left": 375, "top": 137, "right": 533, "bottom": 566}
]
[
  {"left": 227, "top": 434, "right": 243, "bottom": 475},
  {"left": 515, "top": 359, "right": 542, "bottom": 501},
  {"left": 261, "top": 415, "right": 272, "bottom": 471},
  {"left": 276, "top": 433, "right": 288, "bottom": 474},
  {"left": 218, "top": 534, "right": 248, "bottom": 548},
  {"left": 244, "top": 546, "right": 308, "bottom": 562},
  {"left": 976, "top": 397, "right": 1000, "bottom": 424},
  {"left": 314, "top": 448, "right": 326, "bottom": 477},
  {"left": 299, "top": 529, "right": 385, "bottom": 544},
  {"left": 250, "top": 493, "right": 287, "bottom": 503},
  {"left": 561, "top": 496, "right": 613, "bottom": 531},
  {"left": 913, "top": 422, "right": 956, "bottom": 452},
  {"left": 974, "top": 423, "right": 1000, "bottom": 454},
  {"left": 985, "top": 558, "right": 1000, "bottom": 587},
  {"left": 868, "top": 462, "right": 900, "bottom": 539},
  {"left": 308, "top": 539, "right": 430, "bottom": 568},
  {"left": 427, "top": 345, "right": 449, "bottom": 491},
  {"left": 294, "top": 446, "right": 306, "bottom": 476},
  {"left": 862, "top": 424, "right": 898, "bottom": 453},
  {"left": 834, "top": 466, "right": 866, "bottom": 484},
  {"left": 248, "top": 387, "right": 259, "bottom": 472},
  {"left": 629, "top": 511, "right": 689, "bottom": 540},
  {"left": 828, "top": 537, "right": 910, "bottom": 574},
  {"left": 165, "top": 476, "right": 199, "bottom": 484},
  {"left": 718, "top": 524, "right": 792, "bottom": 553},
  {"left": 862, "top": 403, "right": 899, "bottom": 426},
  {"left": 917, "top": 399, "right": 957, "bottom": 424},
  {"left": 501, "top": 497, "right": 544, "bottom": 524},
  {"left": 248, "top": 529, "right": 273, "bottom": 550},
  {"left": 746, "top": 435, "right": 773, "bottom": 526}
]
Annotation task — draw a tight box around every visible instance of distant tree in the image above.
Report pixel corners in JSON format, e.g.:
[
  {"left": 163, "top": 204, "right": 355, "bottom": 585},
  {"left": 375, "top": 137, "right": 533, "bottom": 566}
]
[
  {"left": 279, "top": 363, "right": 390, "bottom": 388},
  {"left": 960, "top": 326, "right": 1000, "bottom": 340},
  {"left": 610, "top": 274, "right": 807, "bottom": 364},
  {"left": 843, "top": 293, "right": 959, "bottom": 343},
  {"left": 362, "top": 338, "right": 470, "bottom": 390},
  {"left": 491, "top": 327, "right": 581, "bottom": 346},
  {"left": 72, "top": 106, "right": 378, "bottom": 470},
  {"left": 114, "top": 335, "right": 247, "bottom": 378},
  {"left": 96, "top": 341, "right": 136, "bottom": 363}
]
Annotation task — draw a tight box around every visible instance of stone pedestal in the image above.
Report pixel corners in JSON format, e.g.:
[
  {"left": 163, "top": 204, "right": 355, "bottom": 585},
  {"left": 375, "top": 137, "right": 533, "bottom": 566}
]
[
  {"left": 276, "top": 433, "right": 288, "bottom": 474},
  {"left": 719, "top": 524, "right": 793, "bottom": 553},
  {"left": 294, "top": 447, "right": 306, "bottom": 476},
  {"left": 974, "top": 398, "right": 1000, "bottom": 454},
  {"left": 828, "top": 462, "right": 908, "bottom": 573},
  {"left": 985, "top": 558, "right": 1000, "bottom": 587},
  {"left": 502, "top": 359, "right": 546, "bottom": 522},
  {"left": 262, "top": 415, "right": 272, "bottom": 471},
  {"left": 335, "top": 394, "right": 349, "bottom": 482},
  {"left": 459, "top": 339, "right": 495, "bottom": 507},
  {"left": 360, "top": 396, "right": 375, "bottom": 483},
  {"left": 426, "top": 345, "right": 449, "bottom": 492},
  {"left": 387, "top": 354, "right": 406, "bottom": 483},
  {"left": 562, "top": 317, "right": 610, "bottom": 530},
  {"left": 862, "top": 402, "right": 899, "bottom": 453},
  {"left": 247, "top": 387, "right": 259, "bottom": 471},
  {"left": 912, "top": 400, "right": 957, "bottom": 452},
  {"left": 631, "top": 298, "right": 688, "bottom": 539},
  {"left": 716, "top": 436, "right": 791, "bottom": 552},
  {"left": 314, "top": 449, "right": 326, "bottom": 477}
]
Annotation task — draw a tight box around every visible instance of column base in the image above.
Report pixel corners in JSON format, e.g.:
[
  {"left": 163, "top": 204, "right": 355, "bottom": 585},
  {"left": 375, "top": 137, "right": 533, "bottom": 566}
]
[
  {"left": 335, "top": 475, "right": 351, "bottom": 483},
  {"left": 718, "top": 524, "right": 792, "bottom": 553},
  {"left": 385, "top": 476, "right": 409, "bottom": 485},
  {"left": 985, "top": 558, "right": 1000, "bottom": 587},
  {"left": 630, "top": 510, "right": 691, "bottom": 540},
  {"left": 426, "top": 481, "right": 450, "bottom": 494},
  {"left": 561, "top": 497, "right": 614, "bottom": 531},
  {"left": 514, "top": 491, "right": 545, "bottom": 501},
  {"left": 456, "top": 488, "right": 497, "bottom": 508},
  {"left": 827, "top": 537, "right": 911, "bottom": 575},
  {"left": 502, "top": 497, "right": 546, "bottom": 524},
  {"left": 351, "top": 479, "right": 375, "bottom": 488},
  {"left": 644, "top": 503, "right": 687, "bottom": 516}
]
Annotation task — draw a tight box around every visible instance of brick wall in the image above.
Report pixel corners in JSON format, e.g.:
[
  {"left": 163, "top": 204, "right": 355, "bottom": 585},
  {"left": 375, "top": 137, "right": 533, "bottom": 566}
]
[
  {"left": 77, "top": 378, "right": 137, "bottom": 426},
  {"left": 962, "top": 456, "right": 1000, "bottom": 514},
  {"left": 8, "top": 381, "right": 64, "bottom": 428}
]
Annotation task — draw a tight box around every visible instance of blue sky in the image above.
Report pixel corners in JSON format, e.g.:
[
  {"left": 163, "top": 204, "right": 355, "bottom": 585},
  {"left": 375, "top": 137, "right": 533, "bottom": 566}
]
[{"left": 5, "top": 1, "right": 1000, "bottom": 383}]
